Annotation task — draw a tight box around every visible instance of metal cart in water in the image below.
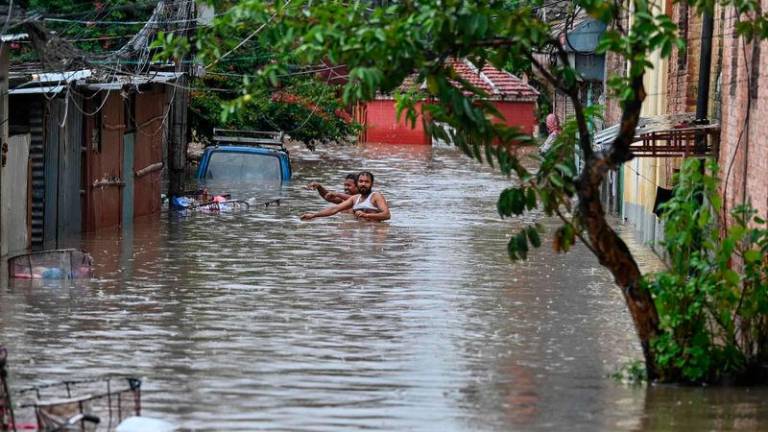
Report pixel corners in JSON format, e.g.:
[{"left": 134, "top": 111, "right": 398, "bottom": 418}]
[
  {"left": 14, "top": 376, "right": 142, "bottom": 431},
  {"left": 1, "top": 346, "right": 174, "bottom": 432}
]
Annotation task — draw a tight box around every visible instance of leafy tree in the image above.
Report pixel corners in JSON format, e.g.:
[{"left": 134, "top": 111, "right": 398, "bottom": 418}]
[
  {"left": 191, "top": 77, "right": 357, "bottom": 145},
  {"left": 21, "top": 1, "right": 355, "bottom": 144},
  {"left": 648, "top": 159, "right": 768, "bottom": 383},
  {"left": 24, "top": 0, "right": 156, "bottom": 53},
  {"left": 192, "top": 48, "right": 357, "bottom": 145},
  {"left": 165, "top": 0, "right": 768, "bottom": 382}
]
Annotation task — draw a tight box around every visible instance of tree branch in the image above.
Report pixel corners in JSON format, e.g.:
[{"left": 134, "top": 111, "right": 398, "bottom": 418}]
[
  {"left": 548, "top": 36, "right": 594, "bottom": 160},
  {"left": 526, "top": 52, "right": 571, "bottom": 95},
  {"left": 553, "top": 206, "right": 598, "bottom": 256}
]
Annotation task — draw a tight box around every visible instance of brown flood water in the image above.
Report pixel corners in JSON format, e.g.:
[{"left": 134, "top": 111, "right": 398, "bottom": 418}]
[{"left": 1, "top": 143, "right": 767, "bottom": 431}]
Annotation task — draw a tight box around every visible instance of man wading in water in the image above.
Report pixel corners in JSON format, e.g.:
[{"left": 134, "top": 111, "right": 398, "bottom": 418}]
[
  {"left": 301, "top": 171, "right": 391, "bottom": 221},
  {"left": 306, "top": 173, "right": 359, "bottom": 204}
]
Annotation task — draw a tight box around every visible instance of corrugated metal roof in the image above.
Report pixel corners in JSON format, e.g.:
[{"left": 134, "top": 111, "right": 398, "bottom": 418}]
[
  {"left": 32, "top": 69, "right": 92, "bottom": 83},
  {"left": 1, "top": 33, "right": 28, "bottom": 42},
  {"left": 80, "top": 71, "right": 183, "bottom": 90},
  {"left": 594, "top": 112, "right": 720, "bottom": 157},
  {"left": 9, "top": 85, "right": 65, "bottom": 95}
]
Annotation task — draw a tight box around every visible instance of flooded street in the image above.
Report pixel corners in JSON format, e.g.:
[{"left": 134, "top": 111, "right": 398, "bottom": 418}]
[{"left": 1, "top": 143, "right": 767, "bottom": 431}]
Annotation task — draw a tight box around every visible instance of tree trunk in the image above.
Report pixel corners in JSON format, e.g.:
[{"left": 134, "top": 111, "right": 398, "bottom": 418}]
[
  {"left": 576, "top": 77, "right": 661, "bottom": 379},
  {"left": 578, "top": 166, "right": 660, "bottom": 379}
]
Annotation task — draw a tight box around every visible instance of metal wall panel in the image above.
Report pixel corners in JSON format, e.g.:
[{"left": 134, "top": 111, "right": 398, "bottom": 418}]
[
  {"left": 133, "top": 88, "right": 166, "bottom": 217},
  {"left": 42, "top": 95, "right": 84, "bottom": 247},
  {"left": 58, "top": 94, "right": 83, "bottom": 239},
  {"left": 43, "top": 99, "right": 62, "bottom": 246},
  {"left": 29, "top": 101, "right": 44, "bottom": 249},
  {"left": 122, "top": 132, "right": 134, "bottom": 224},
  {"left": 2, "top": 134, "right": 30, "bottom": 255},
  {"left": 86, "top": 92, "right": 124, "bottom": 230}
]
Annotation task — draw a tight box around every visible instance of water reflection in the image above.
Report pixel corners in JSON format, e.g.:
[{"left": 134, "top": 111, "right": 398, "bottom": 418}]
[{"left": 1, "top": 142, "right": 767, "bottom": 431}]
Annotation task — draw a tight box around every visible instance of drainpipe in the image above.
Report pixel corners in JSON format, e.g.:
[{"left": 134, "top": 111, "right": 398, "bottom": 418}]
[
  {"left": 0, "top": 46, "right": 7, "bottom": 258},
  {"left": 695, "top": 11, "right": 714, "bottom": 153},
  {"left": 693, "top": 11, "right": 714, "bottom": 245}
]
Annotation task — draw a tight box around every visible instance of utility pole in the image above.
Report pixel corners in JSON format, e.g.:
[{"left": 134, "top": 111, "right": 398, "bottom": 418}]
[
  {"left": 167, "top": 0, "right": 194, "bottom": 197},
  {"left": 0, "top": 44, "right": 8, "bottom": 258}
]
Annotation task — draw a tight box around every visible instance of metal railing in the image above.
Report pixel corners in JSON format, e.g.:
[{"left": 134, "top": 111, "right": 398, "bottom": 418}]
[{"left": 212, "top": 128, "right": 286, "bottom": 150}]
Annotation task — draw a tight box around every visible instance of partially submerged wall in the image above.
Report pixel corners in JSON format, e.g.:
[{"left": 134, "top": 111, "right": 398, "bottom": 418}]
[{"left": 2, "top": 134, "right": 29, "bottom": 255}]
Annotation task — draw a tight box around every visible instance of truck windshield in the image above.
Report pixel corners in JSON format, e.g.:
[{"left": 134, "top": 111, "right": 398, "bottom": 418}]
[{"left": 205, "top": 151, "right": 282, "bottom": 182}]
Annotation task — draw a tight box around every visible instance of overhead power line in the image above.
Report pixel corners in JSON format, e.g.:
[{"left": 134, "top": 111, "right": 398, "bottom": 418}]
[{"left": 43, "top": 17, "right": 199, "bottom": 25}]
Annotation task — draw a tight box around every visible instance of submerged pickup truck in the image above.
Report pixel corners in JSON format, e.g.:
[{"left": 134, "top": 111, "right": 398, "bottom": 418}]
[{"left": 196, "top": 129, "right": 292, "bottom": 182}]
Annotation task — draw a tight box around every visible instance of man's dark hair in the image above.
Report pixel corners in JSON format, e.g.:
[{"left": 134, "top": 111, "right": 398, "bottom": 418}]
[
  {"left": 346, "top": 173, "right": 359, "bottom": 182},
  {"left": 358, "top": 171, "right": 374, "bottom": 184}
]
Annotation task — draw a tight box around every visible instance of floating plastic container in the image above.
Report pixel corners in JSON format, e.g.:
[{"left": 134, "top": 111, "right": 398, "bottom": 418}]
[{"left": 8, "top": 249, "right": 94, "bottom": 279}]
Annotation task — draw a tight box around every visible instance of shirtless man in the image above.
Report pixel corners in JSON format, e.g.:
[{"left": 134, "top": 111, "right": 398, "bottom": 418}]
[
  {"left": 301, "top": 171, "right": 390, "bottom": 221},
  {"left": 306, "top": 173, "right": 358, "bottom": 204}
]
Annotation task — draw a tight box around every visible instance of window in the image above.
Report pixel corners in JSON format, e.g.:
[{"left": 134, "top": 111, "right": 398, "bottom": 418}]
[{"left": 205, "top": 151, "right": 282, "bottom": 182}]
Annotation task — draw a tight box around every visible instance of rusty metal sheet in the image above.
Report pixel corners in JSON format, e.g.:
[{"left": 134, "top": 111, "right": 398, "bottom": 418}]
[
  {"left": 86, "top": 92, "right": 124, "bottom": 230},
  {"left": 133, "top": 88, "right": 166, "bottom": 218},
  {"left": 594, "top": 112, "right": 719, "bottom": 158}
]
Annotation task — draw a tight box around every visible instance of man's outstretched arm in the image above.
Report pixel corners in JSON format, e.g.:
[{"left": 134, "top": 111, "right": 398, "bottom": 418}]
[
  {"left": 307, "top": 182, "right": 330, "bottom": 199},
  {"left": 325, "top": 192, "right": 351, "bottom": 204},
  {"left": 301, "top": 196, "right": 356, "bottom": 220}
]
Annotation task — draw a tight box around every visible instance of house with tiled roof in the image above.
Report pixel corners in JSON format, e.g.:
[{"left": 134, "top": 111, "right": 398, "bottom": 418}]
[{"left": 353, "top": 59, "right": 538, "bottom": 145}]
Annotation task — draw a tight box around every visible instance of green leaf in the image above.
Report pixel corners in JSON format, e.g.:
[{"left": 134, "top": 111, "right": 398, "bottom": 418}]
[
  {"left": 555, "top": 163, "right": 574, "bottom": 178},
  {"left": 744, "top": 249, "right": 761, "bottom": 264},
  {"left": 426, "top": 75, "right": 439, "bottom": 94},
  {"left": 723, "top": 269, "right": 741, "bottom": 286},
  {"left": 510, "top": 188, "right": 526, "bottom": 215},
  {"left": 526, "top": 226, "right": 541, "bottom": 248},
  {"left": 507, "top": 236, "right": 520, "bottom": 260},
  {"left": 463, "top": 98, "right": 478, "bottom": 123},
  {"left": 484, "top": 142, "right": 495, "bottom": 168},
  {"left": 550, "top": 173, "right": 564, "bottom": 188},
  {"left": 516, "top": 231, "right": 529, "bottom": 259},
  {"left": 525, "top": 188, "right": 537, "bottom": 210}
]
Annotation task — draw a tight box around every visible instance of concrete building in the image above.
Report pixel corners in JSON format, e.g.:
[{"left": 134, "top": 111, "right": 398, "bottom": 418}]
[
  {"left": 600, "top": 1, "right": 722, "bottom": 252},
  {"left": 718, "top": 6, "right": 768, "bottom": 223}
]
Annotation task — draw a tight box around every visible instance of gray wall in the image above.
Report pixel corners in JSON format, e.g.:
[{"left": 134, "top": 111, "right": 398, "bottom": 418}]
[{"left": 2, "top": 134, "right": 30, "bottom": 255}]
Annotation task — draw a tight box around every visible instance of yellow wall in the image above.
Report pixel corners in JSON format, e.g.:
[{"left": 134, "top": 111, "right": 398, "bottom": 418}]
[{"left": 621, "top": 0, "right": 671, "bottom": 228}]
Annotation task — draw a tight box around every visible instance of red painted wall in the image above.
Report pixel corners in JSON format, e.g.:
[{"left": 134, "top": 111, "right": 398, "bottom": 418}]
[
  {"left": 358, "top": 100, "right": 535, "bottom": 145},
  {"left": 360, "top": 100, "right": 431, "bottom": 145},
  {"left": 493, "top": 101, "right": 536, "bottom": 134}
]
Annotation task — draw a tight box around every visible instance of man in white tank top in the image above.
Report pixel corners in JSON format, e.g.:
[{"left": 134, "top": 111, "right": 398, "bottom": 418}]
[{"left": 301, "top": 171, "right": 391, "bottom": 221}]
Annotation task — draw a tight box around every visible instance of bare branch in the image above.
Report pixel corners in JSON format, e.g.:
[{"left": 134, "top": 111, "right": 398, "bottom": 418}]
[
  {"left": 548, "top": 36, "right": 594, "bottom": 160},
  {"left": 553, "top": 207, "right": 598, "bottom": 256},
  {"left": 526, "top": 52, "right": 571, "bottom": 95}
]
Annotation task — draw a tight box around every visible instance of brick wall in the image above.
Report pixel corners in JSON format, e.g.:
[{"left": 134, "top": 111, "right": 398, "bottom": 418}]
[
  {"left": 667, "top": 3, "right": 702, "bottom": 115},
  {"left": 719, "top": 5, "right": 768, "bottom": 221},
  {"left": 604, "top": 51, "right": 625, "bottom": 126}
]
